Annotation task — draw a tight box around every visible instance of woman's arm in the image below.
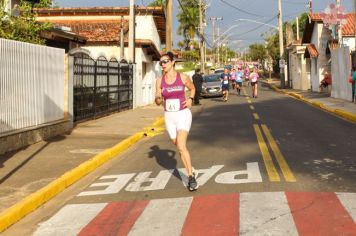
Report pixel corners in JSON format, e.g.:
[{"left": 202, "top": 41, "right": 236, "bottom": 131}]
[{"left": 155, "top": 77, "right": 163, "bottom": 105}]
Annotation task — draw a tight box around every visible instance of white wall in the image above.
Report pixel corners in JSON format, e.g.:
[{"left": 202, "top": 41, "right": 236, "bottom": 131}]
[
  {"left": 310, "top": 23, "right": 332, "bottom": 92},
  {"left": 133, "top": 49, "right": 162, "bottom": 107},
  {"left": 331, "top": 46, "right": 352, "bottom": 101},
  {"left": 82, "top": 46, "right": 125, "bottom": 61},
  {"left": 342, "top": 37, "right": 356, "bottom": 52},
  {"left": 0, "top": 39, "right": 65, "bottom": 134},
  {"left": 136, "top": 15, "right": 161, "bottom": 50}
]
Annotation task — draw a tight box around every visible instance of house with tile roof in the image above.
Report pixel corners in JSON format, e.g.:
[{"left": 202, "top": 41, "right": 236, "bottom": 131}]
[
  {"left": 302, "top": 13, "right": 355, "bottom": 98},
  {"left": 35, "top": 7, "right": 166, "bottom": 107}
]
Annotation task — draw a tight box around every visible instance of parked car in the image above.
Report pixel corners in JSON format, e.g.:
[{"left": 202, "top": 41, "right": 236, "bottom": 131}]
[
  {"left": 201, "top": 73, "right": 223, "bottom": 97},
  {"left": 214, "top": 68, "right": 225, "bottom": 74}
]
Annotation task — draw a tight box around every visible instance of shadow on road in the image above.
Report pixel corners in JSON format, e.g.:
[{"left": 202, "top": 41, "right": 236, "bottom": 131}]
[{"left": 148, "top": 145, "right": 183, "bottom": 181}]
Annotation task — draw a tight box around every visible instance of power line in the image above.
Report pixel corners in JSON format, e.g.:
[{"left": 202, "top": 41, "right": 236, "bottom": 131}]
[
  {"left": 230, "top": 15, "right": 278, "bottom": 38},
  {"left": 219, "top": 0, "right": 272, "bottom": 17}
]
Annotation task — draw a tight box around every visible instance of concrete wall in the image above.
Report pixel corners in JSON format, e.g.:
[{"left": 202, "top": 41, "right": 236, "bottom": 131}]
[
  {"left": 0, "top": 120, "right": 70, "bottom": 155},
  {"left": 331, "top": 46, "right": 353, "bottom": 101},
  {"left": 310, "top": 23, "right": 332, "bottom": 92}
]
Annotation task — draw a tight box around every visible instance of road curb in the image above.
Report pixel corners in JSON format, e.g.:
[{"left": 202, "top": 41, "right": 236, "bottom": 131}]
[
  {"left": 267, "top": 82, "right": 356, "bottom": 123},
  {"left": 0, "top": 116, "right": 165, "bottom": 233}
]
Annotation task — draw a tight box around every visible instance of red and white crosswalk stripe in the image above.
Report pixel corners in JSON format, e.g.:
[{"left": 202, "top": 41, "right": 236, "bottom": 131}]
[{"left": 33, "top": 192, "right": 356, "bottom": 236}]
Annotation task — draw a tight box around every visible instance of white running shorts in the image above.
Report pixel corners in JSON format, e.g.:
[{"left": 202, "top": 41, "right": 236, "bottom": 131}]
[{"left": 164, "top": 108, "right": 192, "bottom": 139}]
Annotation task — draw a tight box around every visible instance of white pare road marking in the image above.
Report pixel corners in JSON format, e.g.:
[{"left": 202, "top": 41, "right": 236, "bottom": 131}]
[
  {"left": 337, "top": 192, "right": 356, "bottom": 223},
  {"left": 215, "top": 162, "right": 262, "bottom": 184},
  {"left": 33, "top": 203, "right": 107, "bottom": 236},
  {"left": 78, "top": 173, "right": 135, "bottom": 196},
  {"left": 240, "top": 192, "right": 298, "bottom": 236},
  {"left": 78, "top": 162, "right": 262, "bottom": 196},
  {"left": 125, "top": 169, "right": 174, "bottom": 192},
  {"left": 128, "top": 197, "right": 192, "bottom": 236}
]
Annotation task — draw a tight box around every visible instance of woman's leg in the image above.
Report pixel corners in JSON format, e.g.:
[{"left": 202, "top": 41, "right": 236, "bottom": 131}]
[
  {"left": 175, "top": 130, "right": 192, "bottom": 176},
  {"left": 254, "top": 84, "right": 258, "bottom": 97}
]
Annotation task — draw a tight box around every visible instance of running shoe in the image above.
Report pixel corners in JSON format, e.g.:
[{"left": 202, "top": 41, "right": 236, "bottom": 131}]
[{"left": 188, "top": 175, "right": 199, "bottom": 191}]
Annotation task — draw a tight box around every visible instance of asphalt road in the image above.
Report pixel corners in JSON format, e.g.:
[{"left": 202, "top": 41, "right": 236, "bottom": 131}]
[{"left": 5, "top": 83, "right": 356, "bottom": 235}]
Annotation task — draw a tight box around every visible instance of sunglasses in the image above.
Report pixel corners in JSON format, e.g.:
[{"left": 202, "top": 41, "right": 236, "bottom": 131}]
[{"left": 159, "top": 59, "right": 171, "bottom": 66}]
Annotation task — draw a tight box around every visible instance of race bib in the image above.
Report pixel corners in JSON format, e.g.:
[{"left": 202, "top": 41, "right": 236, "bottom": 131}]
[
  {"left": 251, "top": 77, "right": 257, "bottom": 82},
  {"left": 223, "top": 80, "right": 229, "bottom": 84},
  {"left": 166, "top": 99, "right": 180, "bottom": 112}
]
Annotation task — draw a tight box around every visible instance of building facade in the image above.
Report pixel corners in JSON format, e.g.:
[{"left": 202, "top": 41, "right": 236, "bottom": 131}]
[{"left": 35, "top": 7, "right": 166, "bottom": 108}]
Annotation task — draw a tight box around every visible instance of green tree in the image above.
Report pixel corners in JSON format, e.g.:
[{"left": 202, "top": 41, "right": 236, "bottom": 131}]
[
  {"left": 248, "top": 43, "right": 266, "bottom": 65},
  {"left": 0, "top": 0, "right": 52, "bottom": 44},
  {"left": 177, "top": 40, "right": 185, "bottom": 50},
  {"left": 176, "top": 0, "right": 199, "bottom": 50},
  {"left": 148, "top": 0, "right": 166, "bottom": 7}
]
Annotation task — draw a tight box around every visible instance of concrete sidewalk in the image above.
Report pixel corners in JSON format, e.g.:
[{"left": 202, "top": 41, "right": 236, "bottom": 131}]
[
  {"left": 0, "top": 105, "right": 166, "bottom": 230},
  {"left": 263, "top": 78, "right": 356, "bottom": 123}
]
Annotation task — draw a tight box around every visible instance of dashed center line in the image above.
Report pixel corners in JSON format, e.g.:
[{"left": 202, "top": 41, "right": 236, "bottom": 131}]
[{"left": 253, "top": 113, "right": 260, "bottom": 120}]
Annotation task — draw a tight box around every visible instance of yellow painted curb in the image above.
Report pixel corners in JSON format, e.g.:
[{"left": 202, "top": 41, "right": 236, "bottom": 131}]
[
  {"left": 271, "top": 87, "right": 356, "bottom": 123},
  {"left": 311, "top": 101, "right": 323, "bottom": 108},
  {"left": 0, "top": 116, "right": 164, "bottom": 233},
  {"left": 289, "top": 93, "right": 303, "bottom": 99},
  {"left": 334, "top": 109, "right": 356, "bottom": 122},
  {"left": 153, "top": 117, "right": 165, "bottom": 127}
]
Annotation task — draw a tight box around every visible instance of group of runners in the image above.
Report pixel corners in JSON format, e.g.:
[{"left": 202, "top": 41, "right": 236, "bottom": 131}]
[{"left": 220, "top": 66, "right": 260, "bottom": 102}]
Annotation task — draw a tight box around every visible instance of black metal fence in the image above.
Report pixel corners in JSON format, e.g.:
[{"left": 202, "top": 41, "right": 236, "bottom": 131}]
[{"left": 73, "top": 53, "right": 133, "bottom": 122}]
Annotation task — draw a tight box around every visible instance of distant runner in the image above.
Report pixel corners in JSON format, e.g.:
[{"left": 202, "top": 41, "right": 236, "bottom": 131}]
[
  {"left": 220, "top": 67, "right": 231, "bottom": 102},
  {"left": 249, "top": 68, "right": 259, "bottom": 98},
  {"left": 235, "top": 68, "right": 244, "bottom": 95}
]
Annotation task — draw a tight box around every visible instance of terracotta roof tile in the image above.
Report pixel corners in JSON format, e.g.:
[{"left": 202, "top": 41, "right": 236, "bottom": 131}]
[
  {"left": 310, "top": 13, "right": 355, "bottom": 36},
  {"left": 306, "top": 44, "right": 319, "bottom": 58},
  {"left": 48, "top": 20, "right": 129, "bottom": 42},
  {"left": 310, "top": 13, "right": 323, "bottom": 21},
  {"left": 342, "top": 13, "right": 355, "bottom": 36}
]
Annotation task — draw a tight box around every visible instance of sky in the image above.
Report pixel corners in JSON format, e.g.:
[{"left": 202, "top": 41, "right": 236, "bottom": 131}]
[{"left": 54, "top": 0, "right": 354, "bottom": 51}]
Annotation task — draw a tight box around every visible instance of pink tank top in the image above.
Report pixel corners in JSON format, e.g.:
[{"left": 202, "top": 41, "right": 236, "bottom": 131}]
[{"left": 161, "top": 73, "right": 186, "bottom": 112}]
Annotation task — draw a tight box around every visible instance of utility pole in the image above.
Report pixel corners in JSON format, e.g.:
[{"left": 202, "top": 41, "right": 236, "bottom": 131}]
[
  {"left": 128, "top": 0, "right": 135, "bottom": 63},
  {"left": 278, "top": 0, "right": 285, "bottom": 88},
  {"left": 166, "top": 0, "right": 173, "bottom": 51},
  {"left": 120, "top": 16, "right": 125, "bottom": 60},
  {"left": 199, "top": 0, "right": 205, "bottom": 72},
  {"left": 209, "top": 17, "right": 223, "bottom": 66},
  {"left": 296, "top": 17, "right": 299, "bottom": 41},
  {"left": 336, "top": 0, "right": 342, "bottom": 44},
  {"left": 309, "top": 0, "right": 312, "bottom": 14}
]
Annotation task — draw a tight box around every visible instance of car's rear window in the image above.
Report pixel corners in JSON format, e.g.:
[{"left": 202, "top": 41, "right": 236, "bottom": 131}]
[{"left": 204, "top": 74, "right": 221, "bottom": 82}]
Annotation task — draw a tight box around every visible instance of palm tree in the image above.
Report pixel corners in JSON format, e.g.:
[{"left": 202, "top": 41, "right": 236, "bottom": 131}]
[{"left": 176, "top": 0, "right": 199, "bottom": 50}]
